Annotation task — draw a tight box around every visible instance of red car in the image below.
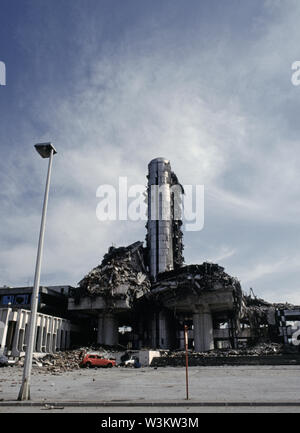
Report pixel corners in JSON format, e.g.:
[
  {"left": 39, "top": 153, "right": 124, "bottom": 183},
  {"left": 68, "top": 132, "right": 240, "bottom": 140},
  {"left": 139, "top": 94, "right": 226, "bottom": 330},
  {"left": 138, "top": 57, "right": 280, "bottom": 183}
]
[{"left": 80, "top": 354, "right": 116, "bottom": 368}]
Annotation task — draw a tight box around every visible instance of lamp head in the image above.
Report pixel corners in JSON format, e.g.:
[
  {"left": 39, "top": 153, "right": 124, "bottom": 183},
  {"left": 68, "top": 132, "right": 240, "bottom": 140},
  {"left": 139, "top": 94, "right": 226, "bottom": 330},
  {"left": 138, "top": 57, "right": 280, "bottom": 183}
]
[{"left": 35, "top": 142, "right": 57, "bottom": 158}]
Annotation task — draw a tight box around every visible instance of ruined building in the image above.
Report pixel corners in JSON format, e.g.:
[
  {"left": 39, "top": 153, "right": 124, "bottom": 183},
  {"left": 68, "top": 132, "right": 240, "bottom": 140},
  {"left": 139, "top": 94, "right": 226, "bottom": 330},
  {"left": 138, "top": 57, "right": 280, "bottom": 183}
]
[
  {"left": 1, "top": 158, "right": 300, "bottom": 358},
  {"left": 68, "top": 157, "right": 300, "bottom": 352}
]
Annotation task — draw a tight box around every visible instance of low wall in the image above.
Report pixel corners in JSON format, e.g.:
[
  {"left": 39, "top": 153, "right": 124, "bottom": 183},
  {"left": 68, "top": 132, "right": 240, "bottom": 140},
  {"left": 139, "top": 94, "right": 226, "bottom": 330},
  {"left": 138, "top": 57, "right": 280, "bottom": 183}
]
[{"left": 151, "top": 354, "right": 300, "bottom": 367}]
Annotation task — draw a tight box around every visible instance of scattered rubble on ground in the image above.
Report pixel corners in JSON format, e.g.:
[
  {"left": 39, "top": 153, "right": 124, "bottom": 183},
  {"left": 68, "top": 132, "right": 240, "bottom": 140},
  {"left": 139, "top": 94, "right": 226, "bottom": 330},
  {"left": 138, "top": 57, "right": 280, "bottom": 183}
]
[
  {"left": 14, "top": 346, "right": 122, "bottom": 373},
  {"left": 150, "top": 343, "right": 300, "bottom": 367},
  {"left": 8, "top": 342, "right": 300, "bottom": 372},
  {"left": 155, "top": 343, "right": 284, "bottom": 360}
]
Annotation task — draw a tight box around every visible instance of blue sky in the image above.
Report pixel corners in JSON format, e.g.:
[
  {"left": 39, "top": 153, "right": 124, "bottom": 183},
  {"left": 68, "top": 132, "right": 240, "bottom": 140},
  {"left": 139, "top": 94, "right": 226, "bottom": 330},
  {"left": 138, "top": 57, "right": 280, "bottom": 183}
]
[{"left": 1, "top": 0, "right": 300, "bottom": 303}]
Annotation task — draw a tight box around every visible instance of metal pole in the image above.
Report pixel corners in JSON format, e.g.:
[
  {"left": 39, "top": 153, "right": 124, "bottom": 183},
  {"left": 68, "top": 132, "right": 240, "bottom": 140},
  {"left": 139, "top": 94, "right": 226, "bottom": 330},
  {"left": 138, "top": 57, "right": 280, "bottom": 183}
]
[
  {"left": 184, "top": 324, "right": 189, "bottom": 400},
  {"left": 18, "top": 149, "right": 54, "bottom": 401}
]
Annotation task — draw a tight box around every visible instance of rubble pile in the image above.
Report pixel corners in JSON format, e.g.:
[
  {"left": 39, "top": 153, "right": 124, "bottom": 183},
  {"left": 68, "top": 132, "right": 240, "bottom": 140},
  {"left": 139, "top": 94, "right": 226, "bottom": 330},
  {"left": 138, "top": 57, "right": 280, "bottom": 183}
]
[
  {"left": 241, "top": 304, "right": 270, "bottom": 329},
  {"left": 74, "top": 242, "right": 151, "bottom": 306},
  {"left": 17, "top": 347, "right": 120, "bottom": 373},
  {"left": 156, "top": 262, "right": 242, "bottom": 293},
  {"left": 218, "top": 342, "right": 284, "bottom": 356},
  {"left": 38, "top": 350, "right": 84, "bottom": 372},
  {"left": 15, "top": 349, "right": 83, "bottom": 372},
  {"left": 153, "top": 263, "right": 244, "bottom": 322},
  {"left": 241, "top": 291, "right": 300, "bottom": 330},
  {"left": 150, "top": 343, "right": 286, "bottom": 367}
]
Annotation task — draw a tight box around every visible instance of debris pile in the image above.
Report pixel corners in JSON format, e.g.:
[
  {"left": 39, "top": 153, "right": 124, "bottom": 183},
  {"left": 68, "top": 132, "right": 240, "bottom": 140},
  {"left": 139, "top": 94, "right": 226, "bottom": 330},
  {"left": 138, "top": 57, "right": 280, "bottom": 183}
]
[
  {"left": 150, "top": 343, "right": 288, "bottom": 367},
  {"left": 153, "top": 263, "right": 244, "bottom": 325},
  {"left": 15, "top": 350, "right": 83, "bottom": 372},
  {"left": 16, "top": 347, "right": 121, "bottom": 373},
  {"left": 74, "top": 242, "right": 151, "bottom": 306},
  {"left": 219, "top": 342, "right": 284, "bottom": 356},
  {"left": 156, "top": 262, "right": 242, "bottom": 294},
  {"left": 38, "top": 350, "right": 84, "bottom": 372},
  {"left": 241, "top": 290, "right": 299, "bottom": 331}
]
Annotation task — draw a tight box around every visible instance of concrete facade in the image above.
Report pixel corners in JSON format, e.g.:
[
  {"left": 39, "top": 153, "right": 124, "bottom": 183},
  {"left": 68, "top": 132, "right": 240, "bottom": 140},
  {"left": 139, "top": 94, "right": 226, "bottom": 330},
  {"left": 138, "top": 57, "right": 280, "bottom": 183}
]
[{"left": 0, "top": 308, "right": 71, "bottom": 357}]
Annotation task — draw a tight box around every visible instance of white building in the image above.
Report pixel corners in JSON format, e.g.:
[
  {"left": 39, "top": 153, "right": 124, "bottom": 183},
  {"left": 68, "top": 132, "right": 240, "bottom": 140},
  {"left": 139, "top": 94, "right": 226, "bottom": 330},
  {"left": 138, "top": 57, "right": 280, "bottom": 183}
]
[{"left": 0, "top": 308, "right": 71, "bottom": 357}]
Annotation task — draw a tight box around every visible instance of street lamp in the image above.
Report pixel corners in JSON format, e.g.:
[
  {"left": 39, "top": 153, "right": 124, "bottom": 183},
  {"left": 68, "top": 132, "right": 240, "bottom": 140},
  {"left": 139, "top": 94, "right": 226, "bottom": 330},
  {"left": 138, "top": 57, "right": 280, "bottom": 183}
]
[{"left": 18, "top": 142, "right": 57, "bottom": 401}]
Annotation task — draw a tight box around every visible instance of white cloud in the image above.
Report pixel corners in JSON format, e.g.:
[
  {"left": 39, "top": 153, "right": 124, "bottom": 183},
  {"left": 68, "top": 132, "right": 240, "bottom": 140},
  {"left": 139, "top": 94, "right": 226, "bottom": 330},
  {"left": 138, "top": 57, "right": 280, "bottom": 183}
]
[{"left": 1, "top": 1, "right": 300, "bottom": 305}]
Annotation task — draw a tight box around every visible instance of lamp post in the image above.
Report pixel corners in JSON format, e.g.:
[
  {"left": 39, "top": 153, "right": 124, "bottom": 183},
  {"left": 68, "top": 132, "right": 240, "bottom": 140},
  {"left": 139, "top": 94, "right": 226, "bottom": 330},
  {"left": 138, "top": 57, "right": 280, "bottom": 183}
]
[
  {"left": 184, "top": 325, "right": 189, "bottom": 400},
  {"left": 18, "top": 143, "right": 57, "bottom": 401}
]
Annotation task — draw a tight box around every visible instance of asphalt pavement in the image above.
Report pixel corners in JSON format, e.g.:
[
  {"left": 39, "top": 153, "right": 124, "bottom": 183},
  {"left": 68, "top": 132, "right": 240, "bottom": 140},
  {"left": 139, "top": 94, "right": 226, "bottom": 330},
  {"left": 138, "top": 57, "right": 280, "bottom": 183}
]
[{"left": 1, "top": 365, "right": 300, "bottom": 412}]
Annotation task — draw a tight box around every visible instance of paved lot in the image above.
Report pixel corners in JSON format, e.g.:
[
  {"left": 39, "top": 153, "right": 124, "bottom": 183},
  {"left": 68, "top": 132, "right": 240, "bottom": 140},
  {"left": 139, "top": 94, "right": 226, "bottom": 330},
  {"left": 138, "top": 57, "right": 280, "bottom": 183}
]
[{"left": 1, "top": 365, "right": 300, "bottom": 412}]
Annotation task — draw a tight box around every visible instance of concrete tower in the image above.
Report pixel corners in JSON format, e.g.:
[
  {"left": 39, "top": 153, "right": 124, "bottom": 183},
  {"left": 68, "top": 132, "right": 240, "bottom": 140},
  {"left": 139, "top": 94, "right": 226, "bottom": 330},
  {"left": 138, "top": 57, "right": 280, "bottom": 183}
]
[{"left": 147, "top": 158, "right": 184, "bottom": 279}]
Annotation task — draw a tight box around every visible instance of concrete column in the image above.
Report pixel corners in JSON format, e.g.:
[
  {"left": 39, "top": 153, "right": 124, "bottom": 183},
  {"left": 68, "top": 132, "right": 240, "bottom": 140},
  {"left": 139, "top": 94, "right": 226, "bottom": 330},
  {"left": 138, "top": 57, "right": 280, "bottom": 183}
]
[
  {"left": 0, "top": 309, "right": 10, "bottom": 352},
  {"left": 97, "top": 313, "right": 104, "bottom": 345},
  {"left": 103, "top": 314, "right": 118, "bottom": 346},
  {"left": 36, "top": 315, "right": 44, "bottom": 352},
  {"left": 193, "top": 307, "right": 214, "bottom": 352},
  {"left": 55, "top": 319, "right": 61, "bottom": 351},
  {"left": 41, "top": 317, "right": 47, "bottom": 352},
  {"left": 136, "top": 321, "right": 144, "bottom": 349},
  {"left": 24, "top": 312, "right": 30, "bottom": 352},
  {"left": 12, "top": 309, "right": 23, "bottom": 356},
  {"left": 179, "top": 330, "right": 185, "bottom": 350},
  {"left": 228, "top": 318, "right": 238, "bottom": 349},
  {"left": 150, "top": 315, "right": 157, "bottom": 348},
  {"left": 158, "top": 311, "right": 171, "bottom": 349},
  {"left": 56, "top": 319, "right": 62, "bottom": 350},
  {"left": 52, "top": 318, "right": 58, "bottom": 353},
  {"left": 66, "top": 329, "right": 70, "bottom": 349},
  {"left": 47, "top": 316, "right": 54, "bottom": 353},
  {"left": 60, "top": 328, "right": 65, "bottom": 350}
]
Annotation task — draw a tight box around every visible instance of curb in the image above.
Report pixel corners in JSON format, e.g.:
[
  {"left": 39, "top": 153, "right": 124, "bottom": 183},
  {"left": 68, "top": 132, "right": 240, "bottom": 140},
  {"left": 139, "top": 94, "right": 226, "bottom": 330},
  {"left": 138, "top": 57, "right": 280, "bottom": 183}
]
[{"left": 1, "top": 401, "right": 300, "bottom": 407}]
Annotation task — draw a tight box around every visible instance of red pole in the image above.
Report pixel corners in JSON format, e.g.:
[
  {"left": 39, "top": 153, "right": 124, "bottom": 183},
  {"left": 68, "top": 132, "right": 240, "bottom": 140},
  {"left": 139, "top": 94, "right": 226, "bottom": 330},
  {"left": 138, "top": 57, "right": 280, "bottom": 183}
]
[{"left": 184, "top": 325, "right": 189, "bottom": 400}]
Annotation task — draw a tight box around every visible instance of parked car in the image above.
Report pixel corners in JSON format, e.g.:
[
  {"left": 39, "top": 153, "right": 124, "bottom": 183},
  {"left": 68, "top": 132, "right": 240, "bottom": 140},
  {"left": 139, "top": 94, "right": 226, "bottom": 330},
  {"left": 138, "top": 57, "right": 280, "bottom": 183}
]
[
  {"left": 80, "top": 353, "right": 116, "bottom": 368},
  {"left": 124, "top": 356, "right": 141, "bottom": 368}
]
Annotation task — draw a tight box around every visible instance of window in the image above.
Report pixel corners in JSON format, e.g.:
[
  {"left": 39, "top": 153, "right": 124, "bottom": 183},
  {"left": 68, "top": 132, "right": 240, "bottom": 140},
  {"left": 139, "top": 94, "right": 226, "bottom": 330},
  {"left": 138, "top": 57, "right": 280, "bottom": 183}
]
[
  {"left": 2, "top": 295, "right": 14, "bottom": 305},
  {"left": 1, "top": 294, "right": 30, "bottom": 305}
]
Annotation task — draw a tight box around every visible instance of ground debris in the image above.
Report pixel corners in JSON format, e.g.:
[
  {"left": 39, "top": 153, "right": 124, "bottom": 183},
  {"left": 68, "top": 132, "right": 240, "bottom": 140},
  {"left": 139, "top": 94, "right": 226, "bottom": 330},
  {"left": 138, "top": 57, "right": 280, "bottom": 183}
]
[
  {"left": 168, "top": 343, "right": 283, "bottom": 358},
  {"left": 14, "top": 346, "right": 121, "bottom": 373},
  {"left": 151, "top": 343, "right": 288, "bottom": 366},
  {"left": 42, "top": 404, "right": 65, "bottom": 410}
]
